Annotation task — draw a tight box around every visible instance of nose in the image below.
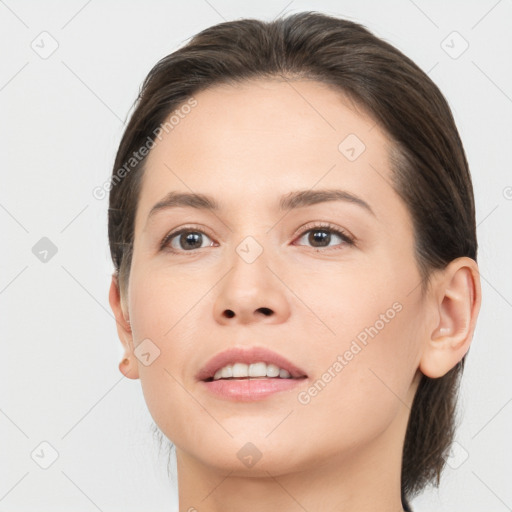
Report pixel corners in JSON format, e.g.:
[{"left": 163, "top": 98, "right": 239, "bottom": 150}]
[{"left": 213, "top": 244, "right": 291, "bottom": 326}]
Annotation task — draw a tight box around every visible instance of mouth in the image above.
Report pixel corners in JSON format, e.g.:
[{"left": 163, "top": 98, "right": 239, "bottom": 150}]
[
  {"left": 203, "top": 375, "right": 308, "bottom": 382},
  {"left": 199, "top": 364, "right": 308, "bottom": 402},
  {"left": 196, "top": 346, "right": 308, "bottom": 383}
]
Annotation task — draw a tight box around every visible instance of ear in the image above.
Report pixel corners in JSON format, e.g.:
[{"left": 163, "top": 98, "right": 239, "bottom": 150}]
[
  {"left": 108, "top": 273, "right": 139, "bottom": 380},
  {"left": 419, "top": 257, "right": 482, "bottom": 379}
]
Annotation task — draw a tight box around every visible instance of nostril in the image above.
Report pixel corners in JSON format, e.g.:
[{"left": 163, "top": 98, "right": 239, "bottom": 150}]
[
  {"left": 257, "top": 307, "right": 273, "bottom": 316},
  {"left": 224, "top": 310, "right": 235, "bottom": 318}
]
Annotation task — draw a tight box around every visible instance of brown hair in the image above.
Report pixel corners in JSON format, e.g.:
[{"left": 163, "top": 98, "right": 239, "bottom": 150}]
[{"left": 108, "top": 11, "right": 477, "bottom": 503}]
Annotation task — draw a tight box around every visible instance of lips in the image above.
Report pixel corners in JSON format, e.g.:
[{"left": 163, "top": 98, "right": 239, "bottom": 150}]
[{"left": 195, "top": 346, "right": 308, "bottom": 382}]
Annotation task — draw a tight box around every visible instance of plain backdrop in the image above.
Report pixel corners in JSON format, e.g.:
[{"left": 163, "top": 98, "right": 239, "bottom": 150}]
[{"left": 1, "top": 0, "right": 511, "bottom": 510}]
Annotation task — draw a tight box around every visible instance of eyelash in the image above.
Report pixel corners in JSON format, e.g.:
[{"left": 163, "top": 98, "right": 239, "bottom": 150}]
[{"left": 159, "top": 222, "right": 355, "bottom": 255}]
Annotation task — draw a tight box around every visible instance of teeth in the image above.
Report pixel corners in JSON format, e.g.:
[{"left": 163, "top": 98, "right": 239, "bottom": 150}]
[
  {"left": 221, "top": 366, "right": 233, "bottom": 379},
  {"left": 212, "top": 362, "right": 293, "bottom": 380}
]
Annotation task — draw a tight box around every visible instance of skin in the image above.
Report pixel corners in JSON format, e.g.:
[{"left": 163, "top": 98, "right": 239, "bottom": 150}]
[{"left": 109, "top": 78, "right": 481, "bottom": 512}]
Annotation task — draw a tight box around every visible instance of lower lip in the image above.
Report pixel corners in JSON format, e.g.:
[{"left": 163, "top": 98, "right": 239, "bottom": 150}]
[{"left": 200, "top": 377, "right": 307, "bottom": 401}]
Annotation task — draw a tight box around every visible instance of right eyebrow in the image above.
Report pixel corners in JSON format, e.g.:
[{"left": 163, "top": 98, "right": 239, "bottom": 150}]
[{"left": 147, "top": 192, "right": 220, "bottom": 220}]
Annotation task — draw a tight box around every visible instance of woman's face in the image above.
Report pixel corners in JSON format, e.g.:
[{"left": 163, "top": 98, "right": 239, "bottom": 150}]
[{"left": 121, "top": 79, "right": 428, "bottom": 475}]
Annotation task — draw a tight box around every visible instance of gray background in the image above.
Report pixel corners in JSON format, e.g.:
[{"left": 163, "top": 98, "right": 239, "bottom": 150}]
[{"left": 1, "top": 0, "right": 511, "bottom": 510}]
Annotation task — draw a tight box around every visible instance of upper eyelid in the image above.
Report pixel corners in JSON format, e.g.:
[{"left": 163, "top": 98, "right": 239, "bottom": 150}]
[
  {"left": 161, "top": 222, "right": 354, "bottom": 250},
  {"left": 294, "top": 221, "right": 354, "bottom": 240},
  {"left": 163, "top": 223, "right": 348, "bottom": 240}
]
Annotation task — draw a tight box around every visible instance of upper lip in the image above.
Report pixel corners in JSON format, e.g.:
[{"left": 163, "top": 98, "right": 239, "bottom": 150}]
[{"left": 196, "top": 346, "right": 308, "bottom": 381}]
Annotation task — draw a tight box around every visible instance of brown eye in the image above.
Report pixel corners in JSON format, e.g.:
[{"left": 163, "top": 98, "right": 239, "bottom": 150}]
[
  {"left": 294, "top": 224, "right": 354, "bottom": 249},
  {"left": 161, "top": 229, "right": 214, "bottom": 252}
]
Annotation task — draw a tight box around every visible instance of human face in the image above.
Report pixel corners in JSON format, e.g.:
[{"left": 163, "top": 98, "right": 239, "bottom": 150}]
[{"left": 122, "top": 78, "right": 425, "bottom": 475}]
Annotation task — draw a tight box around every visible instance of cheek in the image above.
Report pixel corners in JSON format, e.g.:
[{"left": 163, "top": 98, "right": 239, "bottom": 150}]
[
  {"left": 127, "top": 270, "right": 197, "bottom": 412},
  {"left": 288, "top": 309, "right": 419, "bottom": 459},
  {"left": 128, "top": 264, "right": 207, "bottom": 342},
  {"left": 291, "top": 266, "right": 420, "bottom": 435}
]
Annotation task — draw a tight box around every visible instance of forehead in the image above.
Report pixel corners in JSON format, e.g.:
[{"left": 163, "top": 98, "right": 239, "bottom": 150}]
[{"left": 135, "top": 78, "right": 408, "bottom": 231}]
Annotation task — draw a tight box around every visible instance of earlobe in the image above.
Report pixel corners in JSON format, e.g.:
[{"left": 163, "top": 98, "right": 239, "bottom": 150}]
[
  {"left": 419, "top": 257, "right": 482, "bottom": 379},
  {"left": 108, "top": 273, "right": 140, "bottom": 380},
  {"left": 118, "top": 356, "right": 139, "bottom": 379}
]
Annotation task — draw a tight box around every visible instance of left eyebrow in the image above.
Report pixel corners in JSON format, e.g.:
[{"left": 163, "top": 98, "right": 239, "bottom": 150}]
[
  {"left": 279, "top": 189, "right": 376, "bottom": 217},
  {"left": 146, "top": 188, "right": 376, "bottom": 222}
]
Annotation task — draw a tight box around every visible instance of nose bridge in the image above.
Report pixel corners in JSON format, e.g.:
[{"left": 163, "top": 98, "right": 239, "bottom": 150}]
[
  {"left": 228, "top": 232, "right": 271, "bottom": 299},
  {"left": 226, "top": 210, "right": 274, "bottom": 271},
  {"left": 235, "top": 233, "right": 267, "bottom": 266},
  {"left": 213, "top": 229, "right": 291, "bottom": 324}
]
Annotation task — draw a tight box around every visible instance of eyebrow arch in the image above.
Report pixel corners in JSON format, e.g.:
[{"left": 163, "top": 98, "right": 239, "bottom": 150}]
[
  {"left": 279, "top": 189, "right": 375, "bottom": 217},
  {"left": 147, "top": 188, "right": 375, "bottom": 220}
]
